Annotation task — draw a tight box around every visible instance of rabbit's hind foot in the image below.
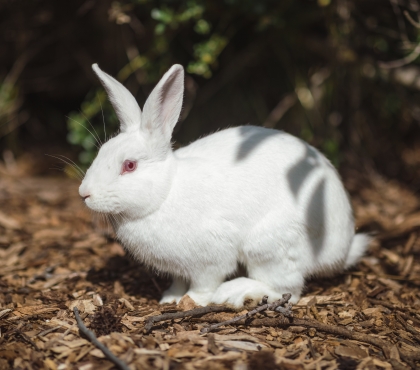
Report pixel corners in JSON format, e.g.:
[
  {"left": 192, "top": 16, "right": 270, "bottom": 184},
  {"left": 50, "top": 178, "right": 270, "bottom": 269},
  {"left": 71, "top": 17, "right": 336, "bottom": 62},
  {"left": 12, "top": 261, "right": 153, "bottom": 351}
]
[{"left": 210, "top": 277, "right": 301, "bottom": 308}]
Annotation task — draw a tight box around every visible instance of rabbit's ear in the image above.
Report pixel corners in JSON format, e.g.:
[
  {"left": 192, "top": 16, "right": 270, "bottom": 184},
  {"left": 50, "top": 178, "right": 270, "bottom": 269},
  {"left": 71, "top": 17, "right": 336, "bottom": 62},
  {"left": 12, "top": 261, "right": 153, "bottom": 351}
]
[
  {"left": 142, "top": 64, "right": 184, "bottom": 144},
  {"left": 92, "top": 64, "right": 141, "bottom": 133}
]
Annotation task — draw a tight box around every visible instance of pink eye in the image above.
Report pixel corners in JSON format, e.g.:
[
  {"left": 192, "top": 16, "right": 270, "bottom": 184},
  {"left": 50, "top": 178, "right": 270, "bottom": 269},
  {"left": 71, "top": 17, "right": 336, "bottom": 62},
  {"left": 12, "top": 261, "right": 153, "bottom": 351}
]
[{"left": 121, "top": 160, "right": 137, "bottom": 174}]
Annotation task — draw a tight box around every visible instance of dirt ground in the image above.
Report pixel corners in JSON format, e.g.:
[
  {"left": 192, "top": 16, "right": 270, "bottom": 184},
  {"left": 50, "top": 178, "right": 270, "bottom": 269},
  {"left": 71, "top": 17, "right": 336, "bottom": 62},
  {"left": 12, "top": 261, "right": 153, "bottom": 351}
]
[{"left": 0, "top": 158, "right": 420, "bottom": 370}]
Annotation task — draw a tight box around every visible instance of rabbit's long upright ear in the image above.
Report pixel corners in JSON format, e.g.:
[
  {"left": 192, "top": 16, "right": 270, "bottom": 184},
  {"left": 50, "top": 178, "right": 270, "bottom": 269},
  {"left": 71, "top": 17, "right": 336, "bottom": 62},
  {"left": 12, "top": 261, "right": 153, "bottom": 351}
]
[
  {"left": 141, "top": 65, "right": 184, "bottom": 145},
  {"left": 92, "top": 64, "right": 141, "bottom": 133}
]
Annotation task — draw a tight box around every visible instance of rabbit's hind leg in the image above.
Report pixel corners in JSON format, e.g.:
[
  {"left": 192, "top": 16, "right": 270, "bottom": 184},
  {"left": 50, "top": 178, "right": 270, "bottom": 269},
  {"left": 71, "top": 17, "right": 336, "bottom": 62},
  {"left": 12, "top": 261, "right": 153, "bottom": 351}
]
[
  {"left": 238, "top": 216, "right": 307, "bottom": 305},
  {"left": 246, "top": 260, "right": 304, "bottom": 304}
]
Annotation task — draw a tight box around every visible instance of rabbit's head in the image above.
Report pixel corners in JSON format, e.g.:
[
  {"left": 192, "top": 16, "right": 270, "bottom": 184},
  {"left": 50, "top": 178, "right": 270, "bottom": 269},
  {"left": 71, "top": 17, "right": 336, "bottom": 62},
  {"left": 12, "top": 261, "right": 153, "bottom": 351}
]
[{"left": 79, "top": 64, "right": 184, "bottom": 217}]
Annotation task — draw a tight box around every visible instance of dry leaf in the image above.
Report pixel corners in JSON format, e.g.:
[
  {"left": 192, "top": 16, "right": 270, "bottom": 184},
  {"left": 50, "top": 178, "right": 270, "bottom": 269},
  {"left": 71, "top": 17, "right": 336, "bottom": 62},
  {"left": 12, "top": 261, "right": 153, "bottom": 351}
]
[
  {"left": 89, "top": 348, "right": 105, "bottom": 358},
  {"left": 68, "top": 300, "right": 97, "bottom": 314},
  {"left": 0, "top": 211, "right": 21, "bottom": 229},
  {"left": 178, "top": 295, "right": 198, "bottom": 310},
  {"left": 335, "top": 345, "right": 368, "bottom": 359}
]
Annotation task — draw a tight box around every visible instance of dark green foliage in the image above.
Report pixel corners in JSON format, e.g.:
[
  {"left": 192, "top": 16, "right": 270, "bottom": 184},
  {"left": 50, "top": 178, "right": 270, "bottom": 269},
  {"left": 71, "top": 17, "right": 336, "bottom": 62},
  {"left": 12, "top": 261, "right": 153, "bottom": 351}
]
[{"left": 1, "top": 0, "right": 420, "bottom": 179}]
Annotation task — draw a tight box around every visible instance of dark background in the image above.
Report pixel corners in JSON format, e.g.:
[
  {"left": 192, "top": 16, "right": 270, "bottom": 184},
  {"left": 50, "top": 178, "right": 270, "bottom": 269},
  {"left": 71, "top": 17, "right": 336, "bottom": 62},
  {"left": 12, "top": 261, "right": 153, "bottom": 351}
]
[{"left": 1, "top": 0, "right": 420, "bottom": 189}]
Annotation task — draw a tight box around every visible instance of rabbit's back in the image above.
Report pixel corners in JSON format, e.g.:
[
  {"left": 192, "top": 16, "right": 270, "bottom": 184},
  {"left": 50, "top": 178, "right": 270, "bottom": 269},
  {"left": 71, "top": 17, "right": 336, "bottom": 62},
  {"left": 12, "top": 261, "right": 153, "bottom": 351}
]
[
  {"left": 174, "top": 126, "right": 346, "bottom": 220},
  {"left": 176, "top": 126, "right": 298, "bottom": 162},
  {"left": 171, "top": 126, "right": 355, "bottom": 276}
]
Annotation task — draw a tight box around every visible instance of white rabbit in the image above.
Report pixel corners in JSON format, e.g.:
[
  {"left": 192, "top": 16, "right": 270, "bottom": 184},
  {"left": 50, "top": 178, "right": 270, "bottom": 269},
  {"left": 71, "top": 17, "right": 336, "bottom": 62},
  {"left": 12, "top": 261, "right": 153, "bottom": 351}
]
[{"left": 79, "top": 63, "right": 370, "bottom": 307}]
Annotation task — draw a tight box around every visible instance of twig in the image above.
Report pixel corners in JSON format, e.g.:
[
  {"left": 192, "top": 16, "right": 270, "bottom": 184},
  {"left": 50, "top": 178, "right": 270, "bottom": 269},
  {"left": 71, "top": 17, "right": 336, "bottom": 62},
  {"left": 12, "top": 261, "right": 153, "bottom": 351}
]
[
  {"left": 16, "top": 331, "right": 39, "bottom": 351},
  {"left": 389, "top": 0, "right": 409, "bottom": 42},
  {"left": 379, "top": 42, "right": 420, "bottom": 69},
  {"left": 290, "top": 318, "right": 420, "bottom": 362},
  {"left": 73, "top": 307, "right": 130, "bottom": 370},
  {"left": 144, "top": 305, "right": 235, "bottom": 333},
  {"left": 2, "top": 323, "right": 39, "bottom": 351},
  {"left": 307, "top": 336, "right": 317, "bottom": 359},
  {"left": 200, "top": 313, "right": 420, "bottom": 362},
  {"left": 263, "top": 94, "right": 297, "bottom": 128},
  {"left": 367, "top": 298, "right": 402, "bottom": 310},
  {"left": 200, "top": 293, "right": 292, "bottom": 334},
  {"left": 396, "top": 313, "right": 420, "bottom": 344},
  {"left": 404, "top": 10, "right": 420, "bottom": 29},
  {"left": 368, "top": 298, "right": 420, "bottom": 325},
  {"left": 36, "top": 326, "right": 62, "bottom": 338},
  {"left": 191, "top": 297, "right": 420, "bottom": 362},
  {"left": 145, "top": 295, "right": 420, "bottom": 361},
  {"left": 60, "top": 326, "right": 75, "bottom": 340},
  {"left": 396, "top": 311, "right": 420, "bottom": 328}
]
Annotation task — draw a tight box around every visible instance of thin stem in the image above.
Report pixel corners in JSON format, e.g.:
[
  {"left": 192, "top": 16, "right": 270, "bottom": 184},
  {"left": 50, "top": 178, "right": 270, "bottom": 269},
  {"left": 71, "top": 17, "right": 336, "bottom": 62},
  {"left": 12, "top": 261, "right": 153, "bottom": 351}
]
[
  {"left": 201, "top": 293, "right": 292, "bottom": 334},
  {"left": 73, "top": 307, "right": 130, "bottom": 370}
]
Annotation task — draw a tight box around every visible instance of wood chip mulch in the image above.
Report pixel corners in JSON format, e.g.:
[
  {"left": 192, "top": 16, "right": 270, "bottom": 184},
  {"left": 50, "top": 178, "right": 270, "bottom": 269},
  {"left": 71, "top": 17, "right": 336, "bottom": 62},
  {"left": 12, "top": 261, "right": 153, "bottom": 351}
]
[{"left": 1, "top": 162, "right": 420, "bottom": 370}]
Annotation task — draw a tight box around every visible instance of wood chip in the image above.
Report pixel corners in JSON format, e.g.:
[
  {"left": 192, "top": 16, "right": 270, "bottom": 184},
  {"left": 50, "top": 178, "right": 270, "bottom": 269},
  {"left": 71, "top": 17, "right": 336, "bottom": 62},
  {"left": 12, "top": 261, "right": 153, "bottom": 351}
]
[
  {"left": 0, "top": 210, "right": 21, "bottom": 229},
  {"left": 2, "top": 171, "right": 420, "bottom": 369},
  {"left": 335, "top": 345, "right": 368, "bottom": 359}
]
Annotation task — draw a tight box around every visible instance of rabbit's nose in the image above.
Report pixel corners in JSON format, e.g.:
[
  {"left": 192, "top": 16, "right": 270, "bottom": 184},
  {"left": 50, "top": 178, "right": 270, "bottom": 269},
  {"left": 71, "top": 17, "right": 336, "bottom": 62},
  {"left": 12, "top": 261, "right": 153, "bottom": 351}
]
[{"left": 79, "top": 184, "right": 90, "bottom": 200}]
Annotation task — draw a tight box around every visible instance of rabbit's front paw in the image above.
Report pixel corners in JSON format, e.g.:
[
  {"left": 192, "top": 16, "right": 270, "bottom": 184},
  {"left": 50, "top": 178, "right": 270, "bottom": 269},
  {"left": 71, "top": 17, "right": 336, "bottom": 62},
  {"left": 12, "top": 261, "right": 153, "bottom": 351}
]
[
  {"left": 159, "top": 293, "right": 182, "bottom": 304},
  {"left": 159, "top": 278, "right": 188, "bottom": 304},
  {"left": 185, "top": 290, "right": 214, "bottom": 307}
]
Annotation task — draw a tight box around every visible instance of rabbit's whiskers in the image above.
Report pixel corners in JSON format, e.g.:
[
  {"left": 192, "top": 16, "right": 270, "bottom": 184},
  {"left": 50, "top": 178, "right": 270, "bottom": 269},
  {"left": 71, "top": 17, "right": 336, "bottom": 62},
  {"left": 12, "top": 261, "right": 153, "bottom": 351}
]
[
  {"left": 79, "top": 110, "right": 103, "bottom": 147},
  {"left": 98, "top": 94, "right": 107, "bottom": 143},
  {"left": 66, "top": 116, "right": 101, "bottom": 149},
  {"left": 46, "top": 154, "right": 85, "bottom": 180}
]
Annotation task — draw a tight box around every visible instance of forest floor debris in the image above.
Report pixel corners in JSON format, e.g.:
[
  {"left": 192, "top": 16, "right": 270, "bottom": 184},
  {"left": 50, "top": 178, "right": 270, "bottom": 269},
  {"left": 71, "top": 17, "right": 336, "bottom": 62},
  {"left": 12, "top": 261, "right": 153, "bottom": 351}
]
[{"left": 0, "top": 165, "right": 420, "bottom": 369}]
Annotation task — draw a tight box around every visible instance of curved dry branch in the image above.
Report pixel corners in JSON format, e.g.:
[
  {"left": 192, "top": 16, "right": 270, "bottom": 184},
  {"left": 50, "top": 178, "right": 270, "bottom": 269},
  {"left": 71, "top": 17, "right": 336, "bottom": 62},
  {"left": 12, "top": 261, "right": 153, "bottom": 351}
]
[
  {"left": 379, "top": 42, "right": 420, "bottom": 69},
  {"left": 201, "top": 293, "right": 292, "bottom": 334}
]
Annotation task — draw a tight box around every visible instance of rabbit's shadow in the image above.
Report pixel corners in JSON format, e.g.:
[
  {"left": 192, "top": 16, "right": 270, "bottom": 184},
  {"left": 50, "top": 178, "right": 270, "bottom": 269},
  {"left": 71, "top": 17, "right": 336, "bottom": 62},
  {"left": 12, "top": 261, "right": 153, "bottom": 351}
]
[{"left": 86, "top": 254, "right": 170, "bottom": 301}]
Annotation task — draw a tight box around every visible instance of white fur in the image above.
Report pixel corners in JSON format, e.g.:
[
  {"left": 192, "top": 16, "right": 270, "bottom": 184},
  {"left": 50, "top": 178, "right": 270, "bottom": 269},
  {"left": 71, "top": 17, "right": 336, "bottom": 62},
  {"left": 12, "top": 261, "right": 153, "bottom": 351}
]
[
  {"left": 80, "top": 64, "right": 370, "bottom": 307},
  {"left": 92, "top": 64, "right": 141, "bottom": 133}
]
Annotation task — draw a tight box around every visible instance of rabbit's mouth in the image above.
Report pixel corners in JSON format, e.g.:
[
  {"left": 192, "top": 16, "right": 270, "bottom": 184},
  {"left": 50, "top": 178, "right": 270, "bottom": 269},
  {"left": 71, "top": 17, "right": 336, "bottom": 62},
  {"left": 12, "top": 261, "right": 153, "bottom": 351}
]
[{"left": 82, "top": 194, "right": 122, "bottom": 215}]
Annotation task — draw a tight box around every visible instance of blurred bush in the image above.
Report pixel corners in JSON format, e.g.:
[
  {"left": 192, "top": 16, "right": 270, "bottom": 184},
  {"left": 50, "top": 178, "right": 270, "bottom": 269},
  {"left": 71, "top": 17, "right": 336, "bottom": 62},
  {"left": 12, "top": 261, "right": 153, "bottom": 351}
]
[{"left": 2, "top": 0, "right": 420, "bottom": 184}]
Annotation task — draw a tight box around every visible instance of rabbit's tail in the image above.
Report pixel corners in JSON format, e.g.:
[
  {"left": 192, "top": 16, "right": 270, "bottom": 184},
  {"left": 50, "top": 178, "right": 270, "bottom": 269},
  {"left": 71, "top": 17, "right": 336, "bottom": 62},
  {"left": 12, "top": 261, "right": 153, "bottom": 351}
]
[{"left": 345, "top": 233, "right": 371, "bottom": 269}]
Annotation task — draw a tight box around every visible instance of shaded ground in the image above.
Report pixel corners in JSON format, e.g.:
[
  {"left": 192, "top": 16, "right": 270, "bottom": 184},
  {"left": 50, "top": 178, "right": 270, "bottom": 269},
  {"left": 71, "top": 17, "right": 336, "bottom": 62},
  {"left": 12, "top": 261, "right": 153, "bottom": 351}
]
[{"left": 0, "top": 160, "right": 420, "bottom": 370}]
